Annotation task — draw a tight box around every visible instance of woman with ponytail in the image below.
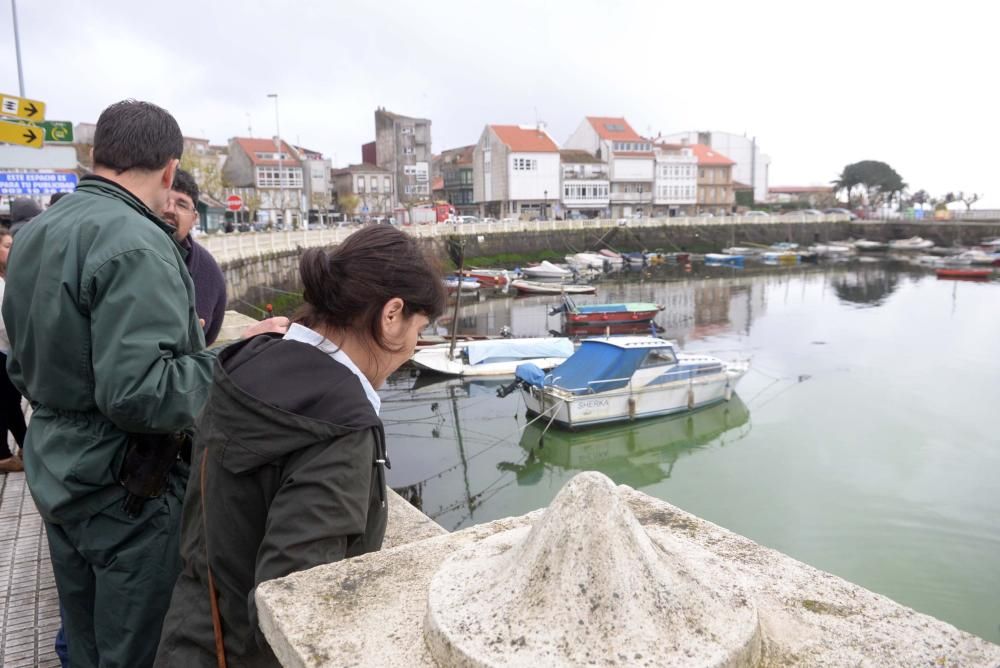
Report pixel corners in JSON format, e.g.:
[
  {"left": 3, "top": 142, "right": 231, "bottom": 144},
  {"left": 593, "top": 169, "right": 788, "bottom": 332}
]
[{"left": 155, "top": 225, "right": 446, "bottom": 667}]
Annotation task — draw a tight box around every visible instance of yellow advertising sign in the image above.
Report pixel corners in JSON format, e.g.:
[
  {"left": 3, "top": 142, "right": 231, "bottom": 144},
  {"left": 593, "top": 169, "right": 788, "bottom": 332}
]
[
  {"left": 0, "top": 93, "right": 46, "bottom": 122},
  {"left": 0, "top": 119, "right": 44, "bottom": 148}
]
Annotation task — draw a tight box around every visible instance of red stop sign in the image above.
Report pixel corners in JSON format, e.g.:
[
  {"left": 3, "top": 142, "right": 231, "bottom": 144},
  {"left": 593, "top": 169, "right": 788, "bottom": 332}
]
[{"left": 226, "top": 195, "right": 243, "bottom": 211}]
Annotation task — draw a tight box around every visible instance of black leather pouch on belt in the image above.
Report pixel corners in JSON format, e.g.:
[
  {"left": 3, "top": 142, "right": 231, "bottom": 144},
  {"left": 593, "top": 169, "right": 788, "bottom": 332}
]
[{"left": 118, "top": 431, "right": 192, "bottom": 518}]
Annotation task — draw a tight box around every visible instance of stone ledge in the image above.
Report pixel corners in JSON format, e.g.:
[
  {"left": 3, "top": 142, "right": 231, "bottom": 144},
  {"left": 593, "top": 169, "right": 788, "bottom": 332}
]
[{"left": 256, "top": 482, "right": 1000, "bottom": 667}]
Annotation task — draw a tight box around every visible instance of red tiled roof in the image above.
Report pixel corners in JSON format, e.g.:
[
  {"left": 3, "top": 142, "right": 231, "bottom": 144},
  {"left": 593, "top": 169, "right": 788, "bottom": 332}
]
[
  {"left": 490, "top": 125, "right": 559, "bottom": 152},
  {"left": 690, "top": 143, "right": 735, "bottom": 166},
  {"left": 432, "top": 176, "right": 444, "bottom": 191},
  {"left": 587, "top": 116, "right": 642, "bottom": 142},
  {"left": 232, "top": 137, "right": 301, "bottom": 166},
  {"left": 440, "top": 144, "right": 475, "bottom": 165}
]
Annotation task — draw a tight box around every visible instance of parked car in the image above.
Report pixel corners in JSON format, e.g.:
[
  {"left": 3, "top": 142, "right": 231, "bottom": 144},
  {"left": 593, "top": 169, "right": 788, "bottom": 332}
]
[
  {"left": 823, "top": 207, "right": 857, "bottom": 220},
  {"left": 744, "top": 210, "right": 770, "bottom": 217},
  {"left": 783, "top": 209, "right": 823, "bottom": 217},
  {"left": 457, "top": 215, "right": 479, "bottom": 224}
]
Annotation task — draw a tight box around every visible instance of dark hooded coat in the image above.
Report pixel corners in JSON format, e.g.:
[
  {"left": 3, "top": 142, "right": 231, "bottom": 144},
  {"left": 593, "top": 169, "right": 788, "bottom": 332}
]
[{"left": 154, "top": 333, "right": 388, "bottom": 667}]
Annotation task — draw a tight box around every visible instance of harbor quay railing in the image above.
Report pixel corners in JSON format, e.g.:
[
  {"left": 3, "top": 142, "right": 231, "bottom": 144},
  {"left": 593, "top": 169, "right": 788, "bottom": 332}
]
[{"left": 200, "top": 214, "right": 851, "bottom": 264}]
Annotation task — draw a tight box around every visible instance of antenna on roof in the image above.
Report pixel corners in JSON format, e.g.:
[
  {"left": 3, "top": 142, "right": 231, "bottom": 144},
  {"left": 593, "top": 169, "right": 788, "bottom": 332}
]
[{"left": 246, "top": 113, "right": 252, "bottom": 138}]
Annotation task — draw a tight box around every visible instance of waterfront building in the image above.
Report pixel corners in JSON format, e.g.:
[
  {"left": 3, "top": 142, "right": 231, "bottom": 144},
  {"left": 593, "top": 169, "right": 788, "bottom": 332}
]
[
  {"left": 473, "top": 124, "right": 561, "bottom": 220},
  {"left": 223, "top": 136, "right": 306, "bottom": 228},
  {"left": 331, "top": 163, "right": 394, "bottom": 219},
  {"left": 660, "top": 130, "right": 770, "bottom": 204},
  {"left": 564, "top": 116, "right": 654, "bottom": 218},
  {"left": 652, "top": 143, "right": 697, "bottom": 216},
  {"left": 690, "top": 143, "right": 735, "bottom": 215},
  {"left": 558, "top": 149, "right": 609, "bottom": 219},
  {"left": 294, "top": 145, "right": 333, "bottom": 225},
  {"left": 374, "top": 108, "right": 432, "bottom": 208},
  {"left": 438, "top": 144, "right": 476, "bottom": 216}
]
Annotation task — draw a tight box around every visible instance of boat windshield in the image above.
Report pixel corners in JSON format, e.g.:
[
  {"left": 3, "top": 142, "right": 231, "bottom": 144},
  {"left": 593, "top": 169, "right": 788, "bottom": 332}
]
[{"left": 639, "top": 347, "right": 677, "bottom": 367}]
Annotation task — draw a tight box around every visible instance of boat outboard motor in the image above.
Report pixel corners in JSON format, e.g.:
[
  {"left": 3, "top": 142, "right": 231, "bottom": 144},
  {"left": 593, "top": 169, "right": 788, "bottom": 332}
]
[{"left": 496, "top": 379, "right": 520, "bottom": 398}]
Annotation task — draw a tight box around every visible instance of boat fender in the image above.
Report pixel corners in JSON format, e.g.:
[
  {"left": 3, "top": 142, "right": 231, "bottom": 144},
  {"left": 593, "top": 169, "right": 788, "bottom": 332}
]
[
  {"left": 724, "top": 384, "right": 733, "bottom": 401},
  {"left": 687, "top": 388, "right": 695, "bottom": 410},
  {"left": 628, "top": 397, "right": 636, "bottom": 421}
]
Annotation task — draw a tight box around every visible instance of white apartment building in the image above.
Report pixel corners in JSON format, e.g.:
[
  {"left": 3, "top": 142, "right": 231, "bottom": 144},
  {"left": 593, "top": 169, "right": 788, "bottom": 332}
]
[
  {"left": 660, "top": 130, "right": 770, "bottom": 203},
  {"left": 564, "top": 116, "right": 654, "bottom": 218},
  {"left": 653, "top": 144, "right": 697, "bottom": 215},
  {"left": 473, "top": 125, "right": 561, "bottom": 219},
  {"left": 559, "top": 150, "right": 609, "bottom": 218}
]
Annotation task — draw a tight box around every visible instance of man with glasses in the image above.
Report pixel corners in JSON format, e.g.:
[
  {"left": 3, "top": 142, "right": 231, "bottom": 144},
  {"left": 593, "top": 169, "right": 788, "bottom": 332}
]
[{"left": 165, "top": 169, "right": 227, "bottom": 345}]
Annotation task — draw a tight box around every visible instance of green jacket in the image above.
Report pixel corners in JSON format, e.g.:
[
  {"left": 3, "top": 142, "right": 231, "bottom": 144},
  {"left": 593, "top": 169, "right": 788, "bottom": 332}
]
[{"left": 3, "top": 175, "right": 216, "bottom": 523}]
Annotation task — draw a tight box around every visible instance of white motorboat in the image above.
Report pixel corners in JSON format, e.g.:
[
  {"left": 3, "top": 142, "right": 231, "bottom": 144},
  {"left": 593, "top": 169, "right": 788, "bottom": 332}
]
[
  {"left": 565, "top": 253, "right": 607, "bottom": 269},
  {"left": 411, "top": 337, "right": 575, "bottom": 377},
  {"left": 722, "top": 246, "right": 760, "bottom": 256},
  {"left": 443, "top": 277, "right": 481, "bottom": 293},
  {"left": 510, "top": 280, "right": 596, "bottom": 295},
  {"left": 513, "top": 336, "right": 748, "bottom": 428},
  {"left": 521, "top": 260, "right": 573, "bottom": 279},
  {"left": 853, "top": 239, "right": 888, "bottom": 252},
  {"left": 889, "top": 236, "right": 935, "bottom": 251},
  {"left": 809, "top": 243, "right": 853, "bottom": 256}
]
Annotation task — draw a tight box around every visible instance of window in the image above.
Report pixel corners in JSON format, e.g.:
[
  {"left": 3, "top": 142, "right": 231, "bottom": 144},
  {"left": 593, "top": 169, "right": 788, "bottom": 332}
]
[
  {"left": 604, "top": 123, "right": 625, "bottom": 132},
  {"left": 383, "top": 176, "right": 391, "bottom": 192},
  {"left": 256, "top": 167, "right": 303, "bottom": 188},
  {"left": 357, "top": 176, "right": 365, "bottom": 193},
  {"left": 401, "top": 126, "right": 414, "bottom": 135},
  {"left": 513, "top": 158, "right": 537, "bottom": 171},
  {"left": 639, "top": 348, "right": 677, "bottom": 368},
  {"left": 370, "top": 176, "right": 378, "bottom": 192},
  {"left": 403, "top": 147, "right": 415, "bottom": 155}
]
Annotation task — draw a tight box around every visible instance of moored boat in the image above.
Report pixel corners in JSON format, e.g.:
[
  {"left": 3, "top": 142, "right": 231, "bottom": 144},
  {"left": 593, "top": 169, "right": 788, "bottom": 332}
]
[
  {"left": 853, "top": 239, "right": 888, "bottom": 252},
  {"left": 565, "top": 253, "right": 606, "bottom": 269},
  {"left": 521, "top": 261, "right": 573, "bottom": 279},
  {"left": 889, "top": 236, "right": 935, "bottom": 251},
  {"left": 444, "top": 277, "right": 481, "bottom": 293},
  {"left": 550, "top": 295, "right": 663, "bottom": 324},
  {"left": 461, "top": 268, "right": 510, "bottom": 286},
  {"left": 935, "top": 268, "right": 992, "bottom": 280},
  {"left": 704, "top": 253, "right": 745, "bottom": 266},
  {"left": 510, "top": 280, "right": 597, "bottom": 295},
  {"left": 411, "top": 337, "right": 574, "bottom": 377},
  {"left": 512, "top": 336, "right": 748, "bottom": 428}
]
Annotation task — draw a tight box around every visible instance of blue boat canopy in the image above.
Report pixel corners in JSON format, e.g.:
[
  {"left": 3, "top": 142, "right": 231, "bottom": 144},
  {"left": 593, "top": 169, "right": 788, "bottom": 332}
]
[{"left": 516, "top": 339, "right": 656, "bottom": 395}]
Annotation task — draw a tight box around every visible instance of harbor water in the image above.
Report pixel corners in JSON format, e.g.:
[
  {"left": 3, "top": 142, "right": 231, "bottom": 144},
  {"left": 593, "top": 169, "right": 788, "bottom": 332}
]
[{"left": 381, "top": 259, "right": 1000, "bottom": 643}]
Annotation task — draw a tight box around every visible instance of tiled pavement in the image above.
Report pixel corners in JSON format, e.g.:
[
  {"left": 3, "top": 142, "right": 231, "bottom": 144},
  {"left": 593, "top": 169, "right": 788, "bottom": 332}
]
[{"left": 0, "top": 469, "right": 61, "bottom": 667}]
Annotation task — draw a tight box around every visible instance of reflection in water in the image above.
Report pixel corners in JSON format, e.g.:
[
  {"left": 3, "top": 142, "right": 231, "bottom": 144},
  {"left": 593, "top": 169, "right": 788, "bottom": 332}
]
[
  {"left": 831, "top": 265, "right": 900, "bottom": 307},
  {"left": 503, "top": 395, "right": 750, "bottom": 489}
]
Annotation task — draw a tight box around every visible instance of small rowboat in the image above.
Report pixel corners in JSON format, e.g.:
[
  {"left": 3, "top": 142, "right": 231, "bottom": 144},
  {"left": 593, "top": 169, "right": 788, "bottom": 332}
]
[
  {"left": 935, "top": 268, "right": 992, "bottom": 280},
  {"left": 551, "top": 295, "right": 663, "bottom": 324},
  {"left": 510, "top": 280, "right": 597, "bottom": 295}
]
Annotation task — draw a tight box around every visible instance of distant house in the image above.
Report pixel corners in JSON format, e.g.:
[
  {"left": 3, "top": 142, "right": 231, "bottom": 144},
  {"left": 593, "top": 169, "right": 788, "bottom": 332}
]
[
  {"left": 473, "top": 124, "right": 561, "bottom": 220},
  {"left": 652, "top": 142, "right": 697, "bottom": 216},
  {"left": 564, "top": 116, "right": 654, "bottom": 218},
  {"left": 438, "top": 144, "right": 476, "bottom": 215},
  {"left": 331, "top": 163, "right": 394, "bottom": 219},
  {"left": 559, "top": 149, "right": 609, "bottom": 219},
  {"left": 690, "top": 143, "right": 735, "bottom": 215},
  {"left": 661, "top": 130, "right": 770, "bottom": 203},
  {"left": 223, "top": 137, "right": 305, "bottom": 227},
  {"left": 374, "top": 108, "right": 432, "bottom": 208}
]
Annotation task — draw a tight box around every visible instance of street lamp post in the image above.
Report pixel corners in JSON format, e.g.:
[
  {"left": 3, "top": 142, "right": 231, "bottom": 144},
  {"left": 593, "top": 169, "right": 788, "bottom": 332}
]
[
  {"left": 544, "top": 189, "right": 548, "bottom": 221},
  {"left": 266, "top": 93, "right": 285, "bottom": 229}
]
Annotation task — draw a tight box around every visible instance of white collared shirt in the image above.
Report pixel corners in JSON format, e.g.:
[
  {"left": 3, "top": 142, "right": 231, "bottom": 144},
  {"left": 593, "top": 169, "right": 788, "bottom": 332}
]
[{"left": 282, "top": 323, "right": 381, "bottom": 415}]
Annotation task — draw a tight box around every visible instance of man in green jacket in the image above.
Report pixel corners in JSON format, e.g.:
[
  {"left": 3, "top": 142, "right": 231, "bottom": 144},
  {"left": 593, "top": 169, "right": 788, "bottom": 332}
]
[{"left": 2, "top": 100, "right": 286, "bottom": 668}]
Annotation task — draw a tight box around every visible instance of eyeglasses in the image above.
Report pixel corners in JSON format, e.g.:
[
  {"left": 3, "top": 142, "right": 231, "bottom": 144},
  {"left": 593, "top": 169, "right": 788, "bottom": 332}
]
[{"left": 169, "top": 196, "right": 196, "bottom": 215}]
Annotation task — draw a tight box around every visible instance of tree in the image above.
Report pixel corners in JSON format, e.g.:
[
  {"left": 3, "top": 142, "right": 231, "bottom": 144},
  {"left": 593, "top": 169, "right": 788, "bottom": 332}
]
[
  {"left": 956, "top": 191, "right": 981, "bottom": 210},
  {"left": 338, "top": 193, "right": 360, "bottom": 216},
  {"left": 179, "top": 152, "right": 225, "bottom": 201},
  {"left": 243, "top": 192, "right": 261, "bottom": 228},
  {"left": 833, "top": 161, "right": 906, "bottom": 209}
]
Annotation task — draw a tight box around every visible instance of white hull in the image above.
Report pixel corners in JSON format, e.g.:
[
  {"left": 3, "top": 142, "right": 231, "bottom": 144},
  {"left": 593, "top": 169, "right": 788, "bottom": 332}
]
[
  {"left": 565, "top": 253, "right": 606, "bottom": 269},
  {"left": 521, "top": 363, "right": 748, "bottom": 428},
  {"left": 511, "top": 280, "right": 596, "bottom": 295},
  {"left": 521, "top": 261, "right": 572, "bottom": 279},
  {"left": 889, "top": 237, "right": 934, "bottom": 251},
  {"left": 412, "top": 343, "right": 569, "bottom": 377}
]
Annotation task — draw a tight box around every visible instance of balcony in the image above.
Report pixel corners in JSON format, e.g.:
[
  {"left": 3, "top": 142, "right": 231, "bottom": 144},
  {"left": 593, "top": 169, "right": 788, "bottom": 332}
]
[
  {"left": 562, "top": 171, "right": 609, "bottom": 180},
  {"left": 609, "top": 192, "right": 652, "bottom": 204}
]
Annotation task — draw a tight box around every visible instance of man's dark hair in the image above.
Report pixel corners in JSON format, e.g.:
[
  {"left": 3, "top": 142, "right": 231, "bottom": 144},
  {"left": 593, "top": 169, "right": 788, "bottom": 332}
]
[
  {"left": 93, "top": 100, "right": 183, "bottom": 174},
  {"left": 171, "top": 168, "right": 200, "bottom": 207},
  {"left": 48, "top": 192, "right": 68, "bottom": 206}
]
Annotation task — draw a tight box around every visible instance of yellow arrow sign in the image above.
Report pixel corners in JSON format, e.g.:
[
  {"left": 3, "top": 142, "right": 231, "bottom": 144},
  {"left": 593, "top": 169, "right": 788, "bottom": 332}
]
[
  {"left": 0, "top": 93, "right": 46, "bottom": 122},
  {"left": 0, "top": 119, "right": 45, "bottom": 148}
]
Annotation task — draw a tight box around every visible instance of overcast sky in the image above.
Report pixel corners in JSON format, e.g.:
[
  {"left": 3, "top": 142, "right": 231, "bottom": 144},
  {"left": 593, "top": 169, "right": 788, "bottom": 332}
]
[{"left": 2, "top": 0, "right": 997, "bottom": 205}]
